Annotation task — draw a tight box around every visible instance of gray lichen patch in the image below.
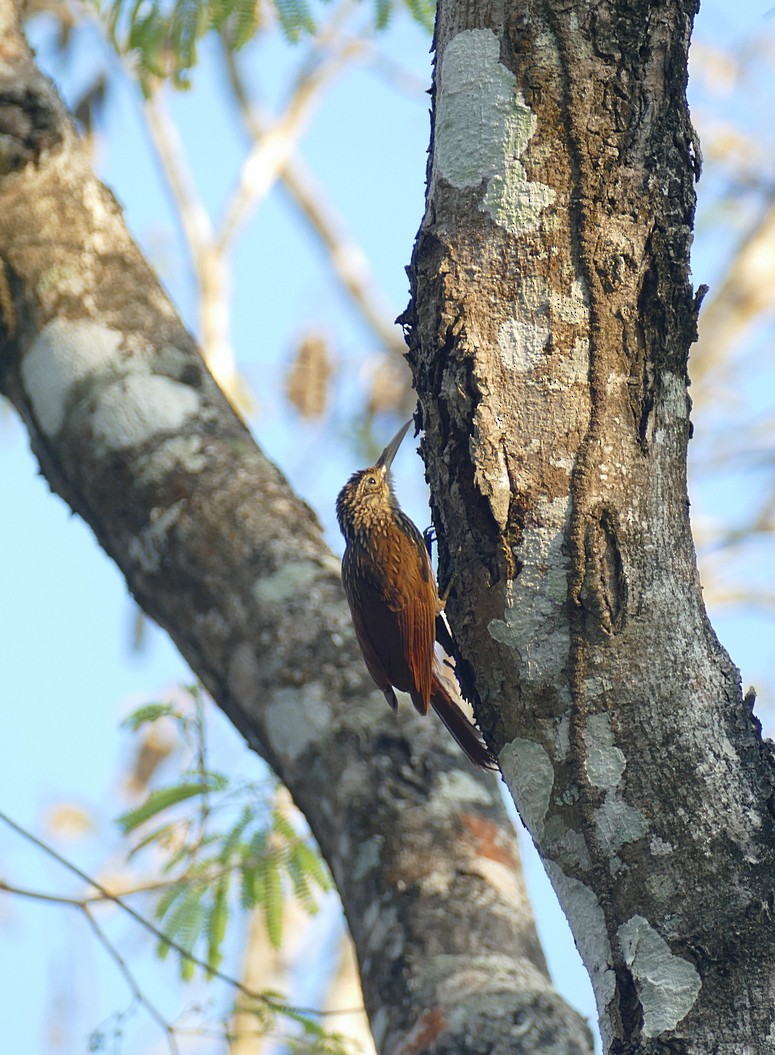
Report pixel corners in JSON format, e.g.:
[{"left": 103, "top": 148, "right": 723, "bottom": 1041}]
[
  {"left": 136, "top": 434, "right": 208, "bottom": 485},
  {"left": 21, "top": 318, "right": 123, "bottom": 436},
  {"left": 584, "top": 713, "right": 626, "bottom": 789},
  {"left": 92, "top": 374, "right": 201, "bottom": 453},
  {"left": 545, "top": 863, "right": 616, "bottom": 1051},
  {"left": 353, "top": 834, "right": 384, "bottom": 882},
  {"left": 433, "top": 29, "right": 555, "bottom": 234},
  {"left": 128, "top": 499, "right": 187, "bottom": 573},
  {"left": 431, "top": 769, "right": 496, "bottom": 811},
  {"left": 594, "top": 795, "right": 649, "bottom": 856},
  {"left": 499, "top": 738, "right": 555, "bottom": 838},
  {"left": 618, "top": 915, "right": 701, "bottom": 1036},
  {"left": 263, "top": 682, "right": 333, "bottom": 761},
  {"left": 253, "top": 560, "right": 322, "bottom": 606},
  {"left": 584, "top": 713, "right": 650, "bottom": 857},
  {"left": 488, "top": 496, "right": 570, "bottom": 680}
]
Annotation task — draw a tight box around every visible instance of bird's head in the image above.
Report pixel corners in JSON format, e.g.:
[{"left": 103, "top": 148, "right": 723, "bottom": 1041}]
[{"left": 336, "top": 420, "right": 412, "bottom": 541}]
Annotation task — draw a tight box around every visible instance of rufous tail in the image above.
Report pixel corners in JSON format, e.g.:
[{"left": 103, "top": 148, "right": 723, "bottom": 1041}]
[{"left": 430, "top": 670, "right": 498, "bottom": 770}]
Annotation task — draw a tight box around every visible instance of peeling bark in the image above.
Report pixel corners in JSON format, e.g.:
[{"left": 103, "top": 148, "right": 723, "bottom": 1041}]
[
  {"left": 0, "top": 6, "right": 592, "bottom": 1054},
  {"left": 402, "top": 1, "right": 775, "bottom": 1052}
]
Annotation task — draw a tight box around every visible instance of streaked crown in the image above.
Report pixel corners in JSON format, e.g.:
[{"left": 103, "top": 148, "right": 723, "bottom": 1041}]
[{"left": 336, "top": 421, "right": 412, "bottom": 544}]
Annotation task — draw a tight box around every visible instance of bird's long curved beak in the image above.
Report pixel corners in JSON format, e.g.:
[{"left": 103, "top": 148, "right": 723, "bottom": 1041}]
[{"left": 376, "top": 419, "right": 413, "bottom": 471}]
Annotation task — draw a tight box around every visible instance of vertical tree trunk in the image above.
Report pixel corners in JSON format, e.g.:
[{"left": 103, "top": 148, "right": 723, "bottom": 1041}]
[
  {"left": 402, "top": 0, "right": 775, "bottom": 1051},
  {"left": 0, "top": 4, "right": 592, "bottom": 1052}
]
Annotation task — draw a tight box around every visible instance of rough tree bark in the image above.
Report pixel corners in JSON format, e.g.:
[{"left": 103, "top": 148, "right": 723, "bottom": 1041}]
[
  {"left": 401, "top": 0, "right": 775, "bottom": 1052},
  {"left": 0, "top": 4, "right": 591, "bottom": 1054}
]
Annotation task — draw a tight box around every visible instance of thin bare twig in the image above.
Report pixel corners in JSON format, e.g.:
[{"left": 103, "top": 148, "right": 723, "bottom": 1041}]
[
  {"left": 217, "top": 38, "right": 364, "bottom": 252},
  {"left": 83, "top": 904, "right": 180, "bottom": 1055},
  {"left": 222, "top": 43, "right": 405, "bottom": 357},
  {"left": 141, "top": 91, "right": 245, "bottom": 409},
  {"left": 0, "top": 810, "right": 365, "bottom": 1018}
]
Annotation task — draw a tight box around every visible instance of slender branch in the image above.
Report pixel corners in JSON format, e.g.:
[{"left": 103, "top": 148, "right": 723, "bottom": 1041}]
[
  {"left": 0, "top": 809, "right": 273, "bottom": 1004},
  {"left": 0, "top": 811, "right": 365, "bottom": 1018},
  {"left": 142, "top": 91, "right": 214, "bottom": 259},
  {"left": 0, "top": 879, "right": 83, "bottom": 905},
  {"left": 83, "top": 904, "right": 180, "bottom": 1055},
  {"left": 221, "top": 43, "right": 406, "bottom": 357},
  {"left": 141, "top": 91, "right": 244, "bottom": 408},
  {"left": 217, "top": 37, "right": 364, "bottom": 253},
  {"left": 693, "top": 192, "right": 775, "bottom": 394}
]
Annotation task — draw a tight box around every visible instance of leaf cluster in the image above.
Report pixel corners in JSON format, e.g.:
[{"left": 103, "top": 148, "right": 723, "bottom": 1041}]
[
  {"left": 96, "top": 0, "right": 435, "bottom": 93},
  {"left": 118, "top": 697, "right": 331, "bottom": 981}
]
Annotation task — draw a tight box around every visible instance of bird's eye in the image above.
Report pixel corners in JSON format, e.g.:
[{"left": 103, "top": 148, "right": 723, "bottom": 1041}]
[{"left": 366, "top": 475, "right": 377, "bottom": 488}]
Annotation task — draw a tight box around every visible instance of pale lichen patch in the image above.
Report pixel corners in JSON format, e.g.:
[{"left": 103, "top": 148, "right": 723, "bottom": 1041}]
[
  {"left": 128, "top": 499, "right": 186, "bottom": 573},
  {"left": 555, "top": 714, "right": 571, "bottom": 758},
  {"left": 22, "top": 318, "right": 124, "bottom": 436},
  {"left": 496, "top": 279, "right": 589, "bottom": 385},
  {"left": 370, "top": 1007, "right": 389, "bottom": 1052},
  {"left": 618, "top": 915, "right": 701, "bottom": 1036},
  {"left": 542, "top": 817, "right": 592, "bottom": 872},
  {"left": 253, "top": 561, "right": 321, "bottom": 606},
  {"left": 545, "top": 863, "right": 616, "bottom": 1050},
  {"left": 432, "top": 769, "right": 495, "bottom": 811},
  {"left": 499, "top": 738, "right": 554, "bottom": 838},
  {"left": 473, "top": 857, "right": 528, "bottom": 906},
  {"left": 261, "top": 681, "right": 333, "bottom": 761},
  {"left": 93, "top": 374, "right": 200, "bottom": 453},
  {"left": 650, "top": 835, "right": 674, "bottom": 856},
  {"left": 659, "top": 371, "right": 689, "bottom": 423},
  {"left": 433, "top": 29, "right": 554, "bottom": 234},
  {"left": 428, "top": 954, "right": 550, "bottom": 1010},
  {"left": 470, "top": 421, "right": 512, "bottom": 529},
  {"left": 363, "top": 903, "right": 401, "bottom": 963},
  {"left": 497, "top": 317, "right": 550, "bottom": 373},
  {"left": 584, "top": 713, "right": 650, "bottom": 856},
  {"left": 136, "top": 434, "right": 207, "bottom": 486},
  {"left": 584, "top": 713, "right": 626, "bottom": 789},
  {"left": 595, "top": 795, "right": 649, "bottom": 856},
  {"left": 488, "top": 496, "right": 570, "bottom": 680},
  {"left": 228, "top": 642, "right": 263, "bottom": 710}
]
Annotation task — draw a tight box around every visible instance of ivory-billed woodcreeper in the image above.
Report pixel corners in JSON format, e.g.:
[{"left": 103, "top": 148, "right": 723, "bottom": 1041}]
[{"left": 336, "top": 421, "right": 496, "bottom": 769}]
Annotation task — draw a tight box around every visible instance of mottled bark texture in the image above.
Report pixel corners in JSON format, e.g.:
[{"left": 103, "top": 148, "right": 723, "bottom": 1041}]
[
  {"left": 401, "top": 0, "right": 775, "bottom": 1052},
  {"left": 0, "top": 7, "right": 593, "bottom": 1055}
]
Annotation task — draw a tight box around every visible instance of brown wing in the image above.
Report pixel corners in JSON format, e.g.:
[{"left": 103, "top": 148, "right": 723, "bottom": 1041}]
[{"left": 343, "top": 533, "right": 436, "bottom": 713}]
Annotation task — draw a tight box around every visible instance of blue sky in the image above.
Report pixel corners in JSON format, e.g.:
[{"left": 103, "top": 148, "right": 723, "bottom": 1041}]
[{"left": 2, "top": 1, "right": 775, "bottom": 1052}]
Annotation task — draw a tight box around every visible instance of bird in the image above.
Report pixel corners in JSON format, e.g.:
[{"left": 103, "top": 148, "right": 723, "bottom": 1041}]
[{"left": 336, "top": 420, "right": 497, "bottom": 770}]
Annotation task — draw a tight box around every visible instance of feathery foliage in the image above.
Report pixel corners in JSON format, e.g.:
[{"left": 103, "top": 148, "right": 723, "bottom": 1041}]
[
  {"left": 119, "top": 687, "right": 332, "bottom": 982},
  {"left": 96, "top": 0, "right": 434, "bottom": 93}
]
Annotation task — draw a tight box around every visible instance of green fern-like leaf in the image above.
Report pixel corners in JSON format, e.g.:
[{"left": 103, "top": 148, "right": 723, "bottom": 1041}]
[
  {"left": 401, "top": 0, "right": 434, "bottom": 32},
  {"left": 286, "top": 850, "right": 319, "bottom": 913},
  {"left": 155, "top": 880, "right": 187, "bottom": 927},
  {"left": 121, "top": 702, "right": 178, "bottom": 730},
  {"left": 171, "top": 0, "right": 208, "bottom": 77},
  {"left": 261, "top": 853, "right": 284, "bottom": 949},
  {"left": 271, "top": 805, "right": 298, "bottom": 843},
  {"left": 161, "top": 831, "right": 218, "bottom": 874},
  {"left": 206, "top": 874, "right": 230, "bottom": 973},
  {"left": 239, "top": 861, "right": 258, "bottom": 909},
  {"left": 220, "top": 805, "right": 253, "bottom": 862},
  {"left": 157, "top": 880, "right": 208, "bottom": 976},
  {"left": 292, "top": 839, "right": 331, "bottom": 893},
  {"left": 229, "top": 0, "right": 260, "bottom": 47},
  {"left": 274, "top": 0, "right": 315, "bottom": 42},
  {"left": 125, "top": 820, "right": 179, "bottom": 861},
  {"left": 374, "top": 0, "right": 391, "bottom": 30},
  {"left": 117, "top": 775, "right": 227, "bottom": 834}
]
